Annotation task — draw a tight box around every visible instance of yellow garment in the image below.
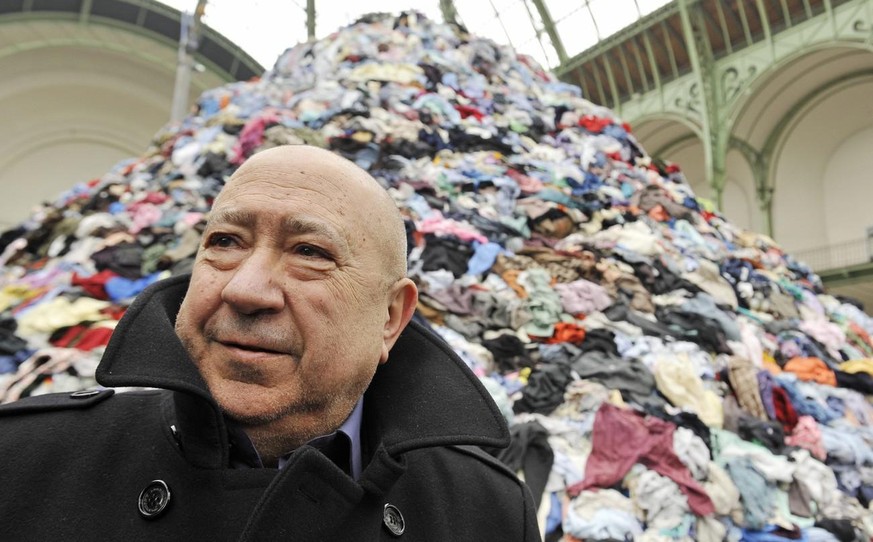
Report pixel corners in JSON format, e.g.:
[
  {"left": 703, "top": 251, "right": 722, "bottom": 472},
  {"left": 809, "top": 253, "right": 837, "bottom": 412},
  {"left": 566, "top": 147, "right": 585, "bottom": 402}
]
[
  {"left": 653, "top": 354, "right": 724, "bottom": 428},
  {"left": 839, "top": 359, "right": 873, "bottom": 376},
  {"left": 696, "top": 197, "right": 717, "bottom": 212},
  {"left": 0, "top": 284, "right": 40, "bottom": 313},
  {"left": 762, "top": 352, "right": 782, "bottom": 374},
  {"left": 18, "top": 296, "right": 111, "bottom": 336},
  {"left": 703, "top": 462, "right": 741, "bottom": 517},
  {"left": 348, "top": 63, "right": 423, "bottom": 84}
]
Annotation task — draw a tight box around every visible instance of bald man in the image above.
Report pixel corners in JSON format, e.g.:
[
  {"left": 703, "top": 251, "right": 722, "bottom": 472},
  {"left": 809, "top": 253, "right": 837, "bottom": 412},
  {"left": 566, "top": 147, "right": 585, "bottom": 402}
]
[{"left": 0, "top": 146, "right": 540, "bottom": 541}]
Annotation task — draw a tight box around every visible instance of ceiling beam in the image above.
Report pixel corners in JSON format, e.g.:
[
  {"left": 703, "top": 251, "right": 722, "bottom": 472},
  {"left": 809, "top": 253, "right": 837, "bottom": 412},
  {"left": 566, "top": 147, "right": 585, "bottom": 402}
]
[{"left": 528, "top": 0, "right": 568, "bottom": 64}]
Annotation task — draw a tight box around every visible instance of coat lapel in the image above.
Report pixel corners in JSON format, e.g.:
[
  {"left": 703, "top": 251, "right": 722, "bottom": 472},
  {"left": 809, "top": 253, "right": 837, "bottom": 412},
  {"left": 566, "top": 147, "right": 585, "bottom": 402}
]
[{"left": 96, "top": 275, "right": 510, "bottom": 469}]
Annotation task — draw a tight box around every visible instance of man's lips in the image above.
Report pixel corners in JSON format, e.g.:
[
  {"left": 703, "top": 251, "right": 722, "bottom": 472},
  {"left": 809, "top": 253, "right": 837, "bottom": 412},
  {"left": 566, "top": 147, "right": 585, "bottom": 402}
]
[{"left": 219, "top": 340, "right": 286, "bottom": 355}]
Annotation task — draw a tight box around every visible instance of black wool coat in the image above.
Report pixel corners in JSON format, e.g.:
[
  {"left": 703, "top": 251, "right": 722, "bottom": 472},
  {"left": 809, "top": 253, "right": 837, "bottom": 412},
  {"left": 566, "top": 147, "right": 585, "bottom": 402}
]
[{"left": 0, "top": 275, "right": 540, "bottom": 541}]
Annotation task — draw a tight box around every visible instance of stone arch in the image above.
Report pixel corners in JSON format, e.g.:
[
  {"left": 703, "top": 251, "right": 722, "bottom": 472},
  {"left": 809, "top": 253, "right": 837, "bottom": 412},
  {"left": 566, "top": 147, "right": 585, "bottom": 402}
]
[
  {"left": 0, "top": 37, "right": 194, "bottom": 227},
  {"left": 725, "top": 43, "right": 873, "bottom": 252},
  {"left": 768, "top": 73, "right": 873, "bottom": 252},
  {"left": 0, "top": 3, "right": 262, "bottom": 228}
]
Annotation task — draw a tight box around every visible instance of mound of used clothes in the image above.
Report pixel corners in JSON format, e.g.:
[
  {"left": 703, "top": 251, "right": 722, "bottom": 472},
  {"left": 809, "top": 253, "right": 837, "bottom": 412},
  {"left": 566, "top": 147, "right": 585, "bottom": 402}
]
[{"left": 2, "top": 10, "right": 873, "bottom": 541}]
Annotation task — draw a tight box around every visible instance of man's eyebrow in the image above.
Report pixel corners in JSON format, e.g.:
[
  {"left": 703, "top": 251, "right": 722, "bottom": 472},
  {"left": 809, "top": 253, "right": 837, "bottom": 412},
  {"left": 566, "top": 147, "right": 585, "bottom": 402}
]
[
  {"left": 207, "top": 208, "right": 348, "bottom": 248},
  {"left": 280, "top": 217, "right": 348, "bottom": 248},
  {"left": 207, "top": 208, "right": 257, "bottom": 228}
]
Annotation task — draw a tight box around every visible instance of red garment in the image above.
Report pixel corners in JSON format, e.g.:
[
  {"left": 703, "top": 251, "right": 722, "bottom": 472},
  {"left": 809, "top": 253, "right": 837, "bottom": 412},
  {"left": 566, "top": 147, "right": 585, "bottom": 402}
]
[
  {"left": 72, "top": 269, "right": 120, "bottom": 300},
  {"left": 770, "top": 384, "right": 799, "bottom": 432},
  {"left": 74, "top": 327, "right": 115, "bottom": 351},
  {"left": 700, "top": 211, "right": 717, "bottom": 223},
  {"left": 51, "top": 324, "right": 89, "bottom": 348},
  {"left": 454, "top": 104, "right": 485, "bottom": 121},
  {"left": 50, "top": 324, "right": 114, "bottom": 351},
  {"left": 577, "top": 115, "right": 612, "bottom": 134},
  {"left": 545, "top": 322, "right": 585, "bottom": 344},
  {"left": 567, "top": 403, "right": 715, "bottom": 516},
  {"left": 101, "top": 305, "right": 127, "bottom": 321},
  {"left": 647, "top": 205, "right": 670, "bottom": 222}
]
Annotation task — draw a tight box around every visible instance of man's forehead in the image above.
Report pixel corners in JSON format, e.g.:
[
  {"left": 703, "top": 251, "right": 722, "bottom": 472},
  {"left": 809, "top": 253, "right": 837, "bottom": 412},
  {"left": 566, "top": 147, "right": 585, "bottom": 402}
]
[
  {"left": 236, "top": 148, "right": 369, "bottom": 187},
  {"left": 208, "top": 207, "right": 350, "bottom": 244}
]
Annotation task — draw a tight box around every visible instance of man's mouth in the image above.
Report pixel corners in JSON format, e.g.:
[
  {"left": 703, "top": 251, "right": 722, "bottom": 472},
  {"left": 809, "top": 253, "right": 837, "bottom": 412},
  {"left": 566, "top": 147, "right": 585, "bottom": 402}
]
[{"left": 221, "top": 341, "right": 284, "bottom": 355}]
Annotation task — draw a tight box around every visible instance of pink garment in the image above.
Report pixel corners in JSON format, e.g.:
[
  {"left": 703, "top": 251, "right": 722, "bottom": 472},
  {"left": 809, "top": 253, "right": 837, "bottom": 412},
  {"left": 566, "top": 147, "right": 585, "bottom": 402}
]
[
  {"left": 506, "top": 168, "right": 544, "bottom": 194},
  {"left": 785, "top": 415, "right": 826, "bottom": 461},
  {"left": 127, "top": 203, "right": 163, "bottom": 234},
  {"left": 139, "top": 192, "right": 169, "bottom": 205},
  {"left": 181, "top": 212, "right": 205, "bottom": 227},
  {"left": 568, "top": 402, "right": 715, "bottom": 516},
  {"left": 417, "top": 215, "right": 488, "bottom": 244},
  {"left": 554, "top": 279, "right": 612, "bottom": 315},
  {"left": 231, "top": 113, "right": 279, "bottom": 164}
]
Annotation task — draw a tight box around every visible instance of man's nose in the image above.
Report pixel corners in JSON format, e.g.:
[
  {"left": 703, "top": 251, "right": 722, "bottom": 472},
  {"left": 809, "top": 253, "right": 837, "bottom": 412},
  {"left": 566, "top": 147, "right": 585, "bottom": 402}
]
[{"left": 220, "top": 250, "right": 285, "bottom": 314}]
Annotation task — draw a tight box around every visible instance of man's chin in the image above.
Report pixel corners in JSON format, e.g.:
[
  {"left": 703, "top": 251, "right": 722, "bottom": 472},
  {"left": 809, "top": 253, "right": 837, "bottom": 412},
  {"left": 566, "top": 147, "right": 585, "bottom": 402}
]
[
  {"left": 217, "top": 399, "right": 279, "bottom": 425},
  {"left": 212, "top": 388, "right": 288, "bottom": 427}
]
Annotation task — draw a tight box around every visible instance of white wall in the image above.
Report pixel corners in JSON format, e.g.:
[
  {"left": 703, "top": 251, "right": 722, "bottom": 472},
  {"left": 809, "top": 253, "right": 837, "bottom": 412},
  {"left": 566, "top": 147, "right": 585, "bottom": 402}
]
[
  {"left": 771, "top": 79, "right": 873, "bottom": 252},
  {"left": 0, "top": 20, "right": 228, "bottom": 229},
  {"left": 722, "top": 149, "right": 759, "bottom": 233},
  {"left": 821, "top": 126, "right": 873, "bottom": 243}
]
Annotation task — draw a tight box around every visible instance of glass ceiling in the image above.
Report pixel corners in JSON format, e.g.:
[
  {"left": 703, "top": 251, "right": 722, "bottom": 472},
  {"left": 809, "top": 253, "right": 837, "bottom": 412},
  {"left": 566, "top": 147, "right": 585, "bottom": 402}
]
[{"left": 159, "top": 0, "right": 672, "bottom": 72}]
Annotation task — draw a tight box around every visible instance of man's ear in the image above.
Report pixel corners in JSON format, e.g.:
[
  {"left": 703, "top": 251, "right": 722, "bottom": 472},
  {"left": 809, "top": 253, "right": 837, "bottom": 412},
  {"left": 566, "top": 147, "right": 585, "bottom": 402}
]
[{"left": 380, "top": 278, "right": 419, "bottom": 363}]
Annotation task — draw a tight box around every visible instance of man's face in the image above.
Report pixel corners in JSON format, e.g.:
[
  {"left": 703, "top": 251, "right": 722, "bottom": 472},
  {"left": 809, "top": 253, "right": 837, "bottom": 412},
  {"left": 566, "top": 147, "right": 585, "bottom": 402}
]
[{"left": 175, "top": 148, "right": 398, "bottom": 444}]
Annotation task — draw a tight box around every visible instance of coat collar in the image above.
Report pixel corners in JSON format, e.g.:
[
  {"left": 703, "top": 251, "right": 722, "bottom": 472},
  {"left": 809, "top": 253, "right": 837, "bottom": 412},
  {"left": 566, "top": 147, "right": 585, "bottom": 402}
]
[{"left": 96, "top": 274, "right": 509, "bottom": 462}]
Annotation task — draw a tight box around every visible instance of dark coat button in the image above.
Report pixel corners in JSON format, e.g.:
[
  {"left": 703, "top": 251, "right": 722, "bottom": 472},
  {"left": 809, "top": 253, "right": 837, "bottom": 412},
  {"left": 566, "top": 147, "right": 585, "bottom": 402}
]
[
  {"left": 383, "top": 503, "right": 405, "bottom": 536},
  {"left": 70, "top": 389, "right": 100, "bottom": 399},
  {"left": 138, "top": 480, "right": 171, "bottom": 519}
]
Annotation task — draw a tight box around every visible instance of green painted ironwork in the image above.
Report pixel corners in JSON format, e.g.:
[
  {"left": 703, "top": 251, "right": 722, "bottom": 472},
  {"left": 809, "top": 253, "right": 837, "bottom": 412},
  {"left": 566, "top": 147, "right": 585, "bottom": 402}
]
[
  {"left": 563, "top": 0, "right": 873, "bottom": 238},
  {"left": 529, "top": 0, "right": 568, "bottom": 64}
]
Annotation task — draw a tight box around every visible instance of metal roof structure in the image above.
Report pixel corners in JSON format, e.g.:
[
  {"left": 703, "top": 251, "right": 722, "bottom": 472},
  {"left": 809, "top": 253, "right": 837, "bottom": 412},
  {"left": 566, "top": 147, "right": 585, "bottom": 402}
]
[{"left": 0, "top": 0, "right": 263, "bottom": 81}]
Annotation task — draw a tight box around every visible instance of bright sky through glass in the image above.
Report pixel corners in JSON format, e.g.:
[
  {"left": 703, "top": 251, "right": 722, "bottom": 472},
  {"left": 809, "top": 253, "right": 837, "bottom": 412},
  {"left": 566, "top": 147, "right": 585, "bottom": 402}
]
[{"left": 159, "top": 0, "right": 671, "bottom": 71}]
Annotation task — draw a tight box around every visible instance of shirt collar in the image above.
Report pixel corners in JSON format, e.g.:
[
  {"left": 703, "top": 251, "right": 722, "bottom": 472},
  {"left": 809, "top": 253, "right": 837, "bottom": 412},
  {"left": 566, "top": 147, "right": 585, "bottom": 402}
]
[{"left": 228, "top": 397, "right": 364, "bottom": 480}]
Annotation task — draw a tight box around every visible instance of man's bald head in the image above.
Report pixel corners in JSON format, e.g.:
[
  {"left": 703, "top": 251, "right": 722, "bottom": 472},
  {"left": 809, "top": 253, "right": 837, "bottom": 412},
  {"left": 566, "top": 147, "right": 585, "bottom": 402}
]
[
  {"left": 177, "top": 144, "right": 419, "bottom": 459},
  {"left": 218, "top": 145, "right": 408, "bottom": 284}
]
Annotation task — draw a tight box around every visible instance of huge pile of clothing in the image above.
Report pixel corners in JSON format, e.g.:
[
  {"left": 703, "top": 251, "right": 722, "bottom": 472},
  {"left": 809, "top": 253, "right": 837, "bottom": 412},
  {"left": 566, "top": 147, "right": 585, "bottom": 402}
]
[{"left": 2, "top": 11, "right": 872, "bottom": 541}]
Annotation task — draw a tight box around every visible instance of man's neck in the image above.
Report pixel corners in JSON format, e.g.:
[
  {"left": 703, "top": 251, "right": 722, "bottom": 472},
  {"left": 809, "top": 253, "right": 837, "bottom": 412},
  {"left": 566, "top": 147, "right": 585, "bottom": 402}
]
[{"left": 228, "top": 398, "right": 364, "bottom": 476}]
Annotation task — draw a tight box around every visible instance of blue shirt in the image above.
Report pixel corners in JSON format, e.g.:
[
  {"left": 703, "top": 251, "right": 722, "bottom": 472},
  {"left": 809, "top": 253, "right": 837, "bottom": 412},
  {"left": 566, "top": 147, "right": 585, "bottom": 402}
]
[{"left": 227, "top": 397, "right": 364, "bottom": 480}]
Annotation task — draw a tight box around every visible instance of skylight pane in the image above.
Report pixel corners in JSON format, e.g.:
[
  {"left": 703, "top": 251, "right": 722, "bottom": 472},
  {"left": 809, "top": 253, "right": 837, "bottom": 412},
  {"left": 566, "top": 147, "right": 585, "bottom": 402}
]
[
  {"left": 555, "top": 7, "right": 599, "bottom": 56},
  {"left": 494, "top": 0, "right": 539, "bottom": 48},
  {"left": 589, "top": 0, "right": 640, "bottom": 40},
  {"left": 455, "top": 3, "right": 511, "bottom": 46},
  {"left": 636, "top": 0, "right": 673, "bottom": 16}
]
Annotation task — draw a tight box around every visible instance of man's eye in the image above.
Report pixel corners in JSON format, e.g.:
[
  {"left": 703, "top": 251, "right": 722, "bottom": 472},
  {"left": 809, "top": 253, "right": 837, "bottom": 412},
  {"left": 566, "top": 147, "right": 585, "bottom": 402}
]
[
  {"left": 206, "top": 234, "right": 238, "bottom": 248},
  {"left": 296, "top": 244, "right": 327, "bottom": 259}
]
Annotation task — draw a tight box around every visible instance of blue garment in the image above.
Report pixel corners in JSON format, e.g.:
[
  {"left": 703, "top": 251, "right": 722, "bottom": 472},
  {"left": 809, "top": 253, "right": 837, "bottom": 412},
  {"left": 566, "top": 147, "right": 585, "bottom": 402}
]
[
  {"left": 682, "top": 196, "right": 701, "bottom": 211},
  {"left": 723, "top": 456, "right": 772, "bottom": 529},
  {"left": 466, "top": 242, "right": 503, "bottom": 276},
  {"left": 197, "top": 97, "right": 221, "bottom": 117},
  {"left": 774, "top": 374, "right": 838, "bottom": 424},
  {"left": 602, "top": 124, "right": 629, "bottom": 142},
  {"left": 105, "top": 273, "right": 164, "bottom": 302},
  {"left": 565, "top": 171, "right": 603, "bottom": 197},
  {"left": 741, "top": 525, "right": 809, "bottom": 541},
  {"left": 108, "top": 201, "right": 126, "bottom": 215},
  {"left": 0, "top": 349, "right": 34, "bottom": 374},
  {"left": 544, "top": 492, "right": 562, "bottom": 534}
]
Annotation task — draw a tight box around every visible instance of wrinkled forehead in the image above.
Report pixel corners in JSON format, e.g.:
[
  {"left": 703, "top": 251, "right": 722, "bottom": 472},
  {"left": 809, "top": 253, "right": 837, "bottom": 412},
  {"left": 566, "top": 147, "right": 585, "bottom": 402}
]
[
  {"left": 213, "top": 148, "right": 390, "bottom": 243},
  {"left": 223, "top": 151, "right": 369, "bottom": 198}
]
